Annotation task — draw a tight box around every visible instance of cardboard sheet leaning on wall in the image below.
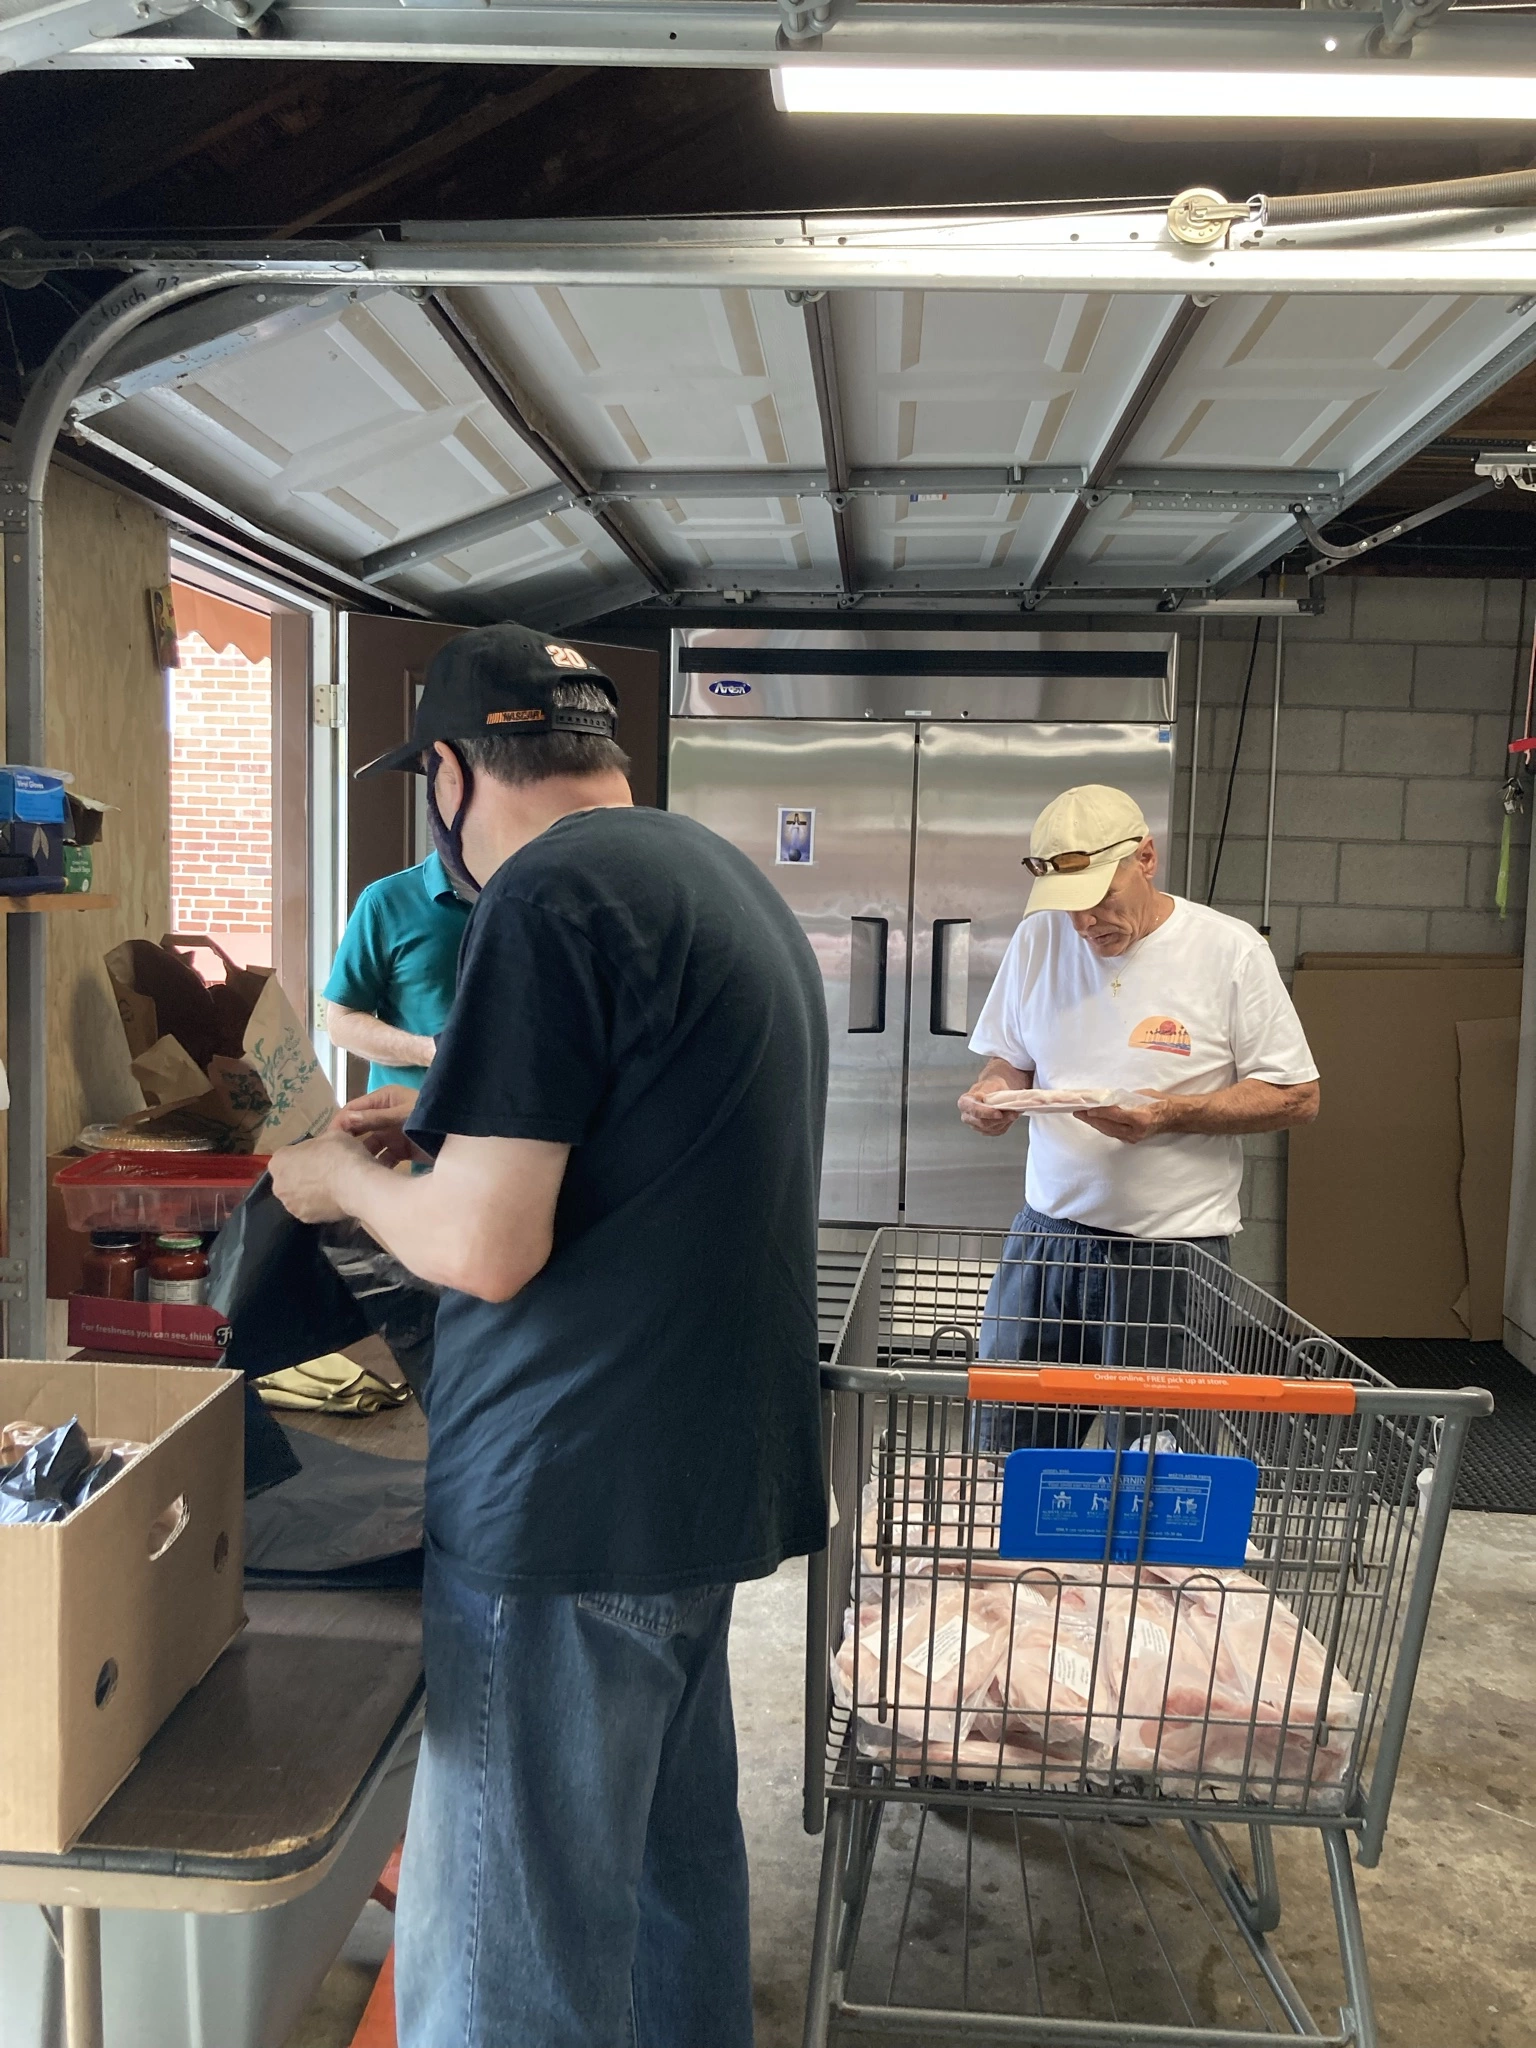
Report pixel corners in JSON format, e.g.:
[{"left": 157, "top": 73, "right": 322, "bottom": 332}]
[
  {"left": 1288, "top": 957, "right": 1522, "bottom": 1339},
  {"left": 103, "top": 935, "right": 335, "bottom": 1152},
  {"left": 1455, "top": 1015, "right": 1521, "bottom": 1343}
]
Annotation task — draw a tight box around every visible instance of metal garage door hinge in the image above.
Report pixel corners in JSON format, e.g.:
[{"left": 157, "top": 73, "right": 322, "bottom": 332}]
[
  {"left": 312, "top": 682, "right": 344, "bottom": 728},
  {"left": 0, "top": 476, "right": 29, "bottom": 535},
  {"left": 0, "top": 1258, "right": 27, "bottom": 1301}
]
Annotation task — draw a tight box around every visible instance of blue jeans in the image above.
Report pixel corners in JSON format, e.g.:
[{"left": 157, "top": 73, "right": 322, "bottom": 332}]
[
  {"left": 396, "top": 1552, "right": 753, "bottom": 2048},
  {"left": 976, "top": 1204, "right": 1232, "bottom": 1453}
]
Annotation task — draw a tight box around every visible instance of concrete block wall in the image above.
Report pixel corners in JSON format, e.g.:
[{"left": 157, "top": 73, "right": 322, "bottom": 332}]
[{"left": 1092, "top": 576, "right": 1531, "bottom": 1299}]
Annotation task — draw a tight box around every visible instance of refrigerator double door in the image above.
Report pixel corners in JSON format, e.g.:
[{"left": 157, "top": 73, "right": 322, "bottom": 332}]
[{"left": 666, "top": 719, "right": 1172, "bottom": 1228}]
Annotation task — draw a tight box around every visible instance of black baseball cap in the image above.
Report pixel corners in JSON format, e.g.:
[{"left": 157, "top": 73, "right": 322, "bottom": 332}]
[{"left": 355, "top": 621, "right": 619, "bottom": 777}]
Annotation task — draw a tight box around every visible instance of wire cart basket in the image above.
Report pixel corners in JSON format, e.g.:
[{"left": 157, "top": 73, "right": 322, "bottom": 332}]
[{"left": 802, "top": 1227, "right": 1493, "bottom": 2048}]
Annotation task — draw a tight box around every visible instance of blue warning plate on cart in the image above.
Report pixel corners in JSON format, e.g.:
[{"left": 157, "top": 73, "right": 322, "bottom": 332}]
[{"left": 998, "top": 1449, "right": 1258, "bottom": 1567}]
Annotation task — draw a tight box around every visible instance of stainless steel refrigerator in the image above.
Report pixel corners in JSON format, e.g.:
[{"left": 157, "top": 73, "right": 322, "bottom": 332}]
[{"left": 667, "top": 629, "right": 1178, "bottom": 1230}]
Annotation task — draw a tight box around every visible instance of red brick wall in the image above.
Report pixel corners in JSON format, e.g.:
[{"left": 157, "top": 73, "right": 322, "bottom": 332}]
[{"left": 170, "top": 630, "right": 272, "bottom": 954}]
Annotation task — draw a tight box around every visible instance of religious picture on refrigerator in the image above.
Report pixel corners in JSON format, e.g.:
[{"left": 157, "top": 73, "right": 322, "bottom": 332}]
[{"left": 776, "top": 808, "right": 815, "bottom": 865}]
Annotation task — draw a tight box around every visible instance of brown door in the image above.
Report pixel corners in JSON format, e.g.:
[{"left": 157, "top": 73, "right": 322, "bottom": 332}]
[{"left": 344, "top": 615, "right": 464, "bottom": 912}]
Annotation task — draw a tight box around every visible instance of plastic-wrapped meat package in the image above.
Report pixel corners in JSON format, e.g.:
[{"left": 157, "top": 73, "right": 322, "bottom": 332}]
[
  {"left": 834, "top": 1551, "right": 1363, "bottom": 1805},
  {"left": 858, "top": 1456, "right": 1005, "bottom": 1579},
  {"left": 834, "top": 1578, "right": 1012, "bottom": 1757},
  {"left": 1142, "top": 1570, "right": 1361, "bottom": 1797},
  {"left": 974, "top": 1579, "right": 1111, "bottom": 1761}
]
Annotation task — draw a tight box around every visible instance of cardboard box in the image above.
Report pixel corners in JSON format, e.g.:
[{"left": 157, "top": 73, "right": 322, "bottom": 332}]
[
  {"left": 0, "top": 819, "right": 66, "bottom": 895},
  {"left": 0, "top": 1359, "right": 244, "bottom": 1854},
  {"left": 67, "top": 1295, "right": 232, "bottom": 1362},
  {"left": 1296, "top": 951, "right": 1523, "bottom": 972},
  {"left": 0, "top": 769, "right": 68, "bottom": 825},
  {"left": 1288, "top": 964, "right": 1522, "bottom": 1337}
]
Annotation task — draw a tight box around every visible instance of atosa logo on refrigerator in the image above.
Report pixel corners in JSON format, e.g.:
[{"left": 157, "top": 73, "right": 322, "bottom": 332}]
[{"left": 708, "top": 679, "right": 752, "bottom": 697}]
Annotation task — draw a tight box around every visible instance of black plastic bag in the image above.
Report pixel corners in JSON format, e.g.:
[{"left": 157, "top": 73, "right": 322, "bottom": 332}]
[
  {"left": 207, "top": 1169, "right": 438, "bottom": 1401},
  {"left": 244, "top": 1380, "right": 302, "bottom": 1498},
  {"left": 0, "top": 1419, "right": 117, "bottom": 1525},
  {"left": 244, "top": 1425, "right": 424, "bottom": 1583},
  {"left": 206, "top": 1172, "right": 370, "bottom": 1378},
  {"left": 316, "top": 1221, "right": 436, "bottom": 1402}
]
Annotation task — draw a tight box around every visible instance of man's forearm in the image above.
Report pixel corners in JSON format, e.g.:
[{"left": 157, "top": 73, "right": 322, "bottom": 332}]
[
  {"left": 325, "top": 1003, "right": 436, "bottom": 1070},
  {"left": 972, "top": 1055, "right": 1033, "bottom": 1094},
  {"left": 322, "top": 1134, "right": 564, "bottom": 1303},
  {"left": 328, "top": 1147, "right": 464, "bottom": 1288},
  {"left": 1158, "top": 1078, "right": 1319, "bottom": 1137}
]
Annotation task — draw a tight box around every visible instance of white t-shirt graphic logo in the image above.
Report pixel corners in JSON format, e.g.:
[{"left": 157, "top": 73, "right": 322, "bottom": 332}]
[{"left": 1129, "top": 1015, "right": 1192, "bottom": 1057}]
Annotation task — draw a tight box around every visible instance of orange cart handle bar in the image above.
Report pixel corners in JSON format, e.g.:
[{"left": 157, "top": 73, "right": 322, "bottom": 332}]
[{"left": 967, "top": 1365, "right": 1358, "bottom": 1416}]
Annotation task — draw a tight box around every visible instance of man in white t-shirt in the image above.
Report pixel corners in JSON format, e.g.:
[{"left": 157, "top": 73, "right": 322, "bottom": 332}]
[{"left": 958, "top": 784, "right": 1319, "bottom": 1444}]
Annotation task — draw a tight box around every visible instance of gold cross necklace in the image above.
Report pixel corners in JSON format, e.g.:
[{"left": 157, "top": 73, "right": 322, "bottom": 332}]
[{"left": 1108, "top": 895, "right": 1174, "bottom": 998}]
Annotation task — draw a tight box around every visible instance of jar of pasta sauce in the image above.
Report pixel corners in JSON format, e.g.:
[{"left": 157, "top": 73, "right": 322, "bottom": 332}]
[
  {"left": 147, "top": 1234, "right": 210, "bottom": 1305},
  {"left": 81, "top": 1231, "right": 147, "bottom": 1300}
]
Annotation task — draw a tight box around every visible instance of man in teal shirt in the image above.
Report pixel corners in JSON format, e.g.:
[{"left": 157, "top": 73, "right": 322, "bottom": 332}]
[{"left": 324, "top": 853, "right": 471, "bottom": 1088}]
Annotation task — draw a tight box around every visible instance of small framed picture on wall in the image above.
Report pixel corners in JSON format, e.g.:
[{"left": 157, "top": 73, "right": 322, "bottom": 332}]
[{"left": 147, "top": 584, "right": 181, "bottom": 669}]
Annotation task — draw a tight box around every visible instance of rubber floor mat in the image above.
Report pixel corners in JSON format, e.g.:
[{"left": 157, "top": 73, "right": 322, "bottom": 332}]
[{"left": 1344, "top": 1339, "right": 1536, "bottom": 1515}]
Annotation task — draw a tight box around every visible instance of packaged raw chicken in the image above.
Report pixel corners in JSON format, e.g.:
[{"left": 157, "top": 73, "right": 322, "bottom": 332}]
[
  {"left": 834, "top": 1549, "right": 1363, "bottom": 1806},
  {"left": 833, "top": 1578, "right": 1013, "bottom": 1757},
  {"left": 1140, "top": 1567, "right": 1361, "bottom": 1798}
]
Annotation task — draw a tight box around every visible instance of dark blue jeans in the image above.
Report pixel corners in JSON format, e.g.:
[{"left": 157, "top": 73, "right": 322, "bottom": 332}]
[
  {"left": 976, "top": 1203, "right": 1232, "bottom": 1452},
  {"left": 396, "top": 1552, "right": 753, "bottom": 2048}
]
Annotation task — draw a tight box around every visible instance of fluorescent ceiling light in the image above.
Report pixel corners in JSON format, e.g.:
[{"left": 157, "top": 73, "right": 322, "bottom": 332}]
[{"left": 772, "top": 66, "right": 1536, "bottom": 121}]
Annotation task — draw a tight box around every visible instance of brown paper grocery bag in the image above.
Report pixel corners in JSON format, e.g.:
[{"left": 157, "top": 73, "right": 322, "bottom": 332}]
[{"left": 238, "top": 975, "right": 336, "bottom": 1148}]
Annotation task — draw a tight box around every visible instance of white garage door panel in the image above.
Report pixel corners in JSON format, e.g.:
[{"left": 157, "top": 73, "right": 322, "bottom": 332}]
[
  {"left": 852, "top": 491, "right": 1069, "bottom": 579},
  {"left": 411, "top": 504, "right": 623, "bottom": 595},
  {"left": 468, "top": 283, "right": 824, "bottom": 471},
  {"left": 1123, "top": 292, "right": 1536, "bottom": 479},
  {"left": 107, "top": 293, "right": 560, "bottom": 557},
  {"left": 624, "top": 493, "right": 840, "bottom": 579},
  {"left": 88, "top": 251, "right": 1536, "bottom": 619},
  {"left": 1059, "top": 500, "right": 1293, "bottom": 588},
  {"left": 835, "top": 288, "right": 1184, "bottom": 470}
]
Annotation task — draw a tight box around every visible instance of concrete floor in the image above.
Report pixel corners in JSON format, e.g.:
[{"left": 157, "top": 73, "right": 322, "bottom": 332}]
[{"left": 290, "top": 1510, "right": 1536, "bottom": 2048}]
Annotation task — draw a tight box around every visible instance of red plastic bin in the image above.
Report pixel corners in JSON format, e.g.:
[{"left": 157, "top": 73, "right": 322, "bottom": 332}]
[{"left": 54, "top": 1152, "right": 268, "bottom": 1235}]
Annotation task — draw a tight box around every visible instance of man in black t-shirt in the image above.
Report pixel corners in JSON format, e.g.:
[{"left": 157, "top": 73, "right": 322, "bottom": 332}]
[{"left": 271, "top": 623, "right": 828, "bottom": 2048}]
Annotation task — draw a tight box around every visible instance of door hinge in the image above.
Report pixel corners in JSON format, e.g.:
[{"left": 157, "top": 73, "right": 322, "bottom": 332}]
[
  {"left": 0, "top": 1258, "right": 28, "bottom": 1301},
  {"left": 312, "top": 681, "right": 344, "bottom": 728}
]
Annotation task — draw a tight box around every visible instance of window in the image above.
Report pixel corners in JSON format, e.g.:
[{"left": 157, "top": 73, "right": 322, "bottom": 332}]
[{"left": 168, "top": 583, "right": 273, "bottom": 969}]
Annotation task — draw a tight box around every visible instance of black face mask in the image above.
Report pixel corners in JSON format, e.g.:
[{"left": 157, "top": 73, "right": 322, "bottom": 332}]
[{"left": 426, "top": 746, "right": 481, "bottom": 902}]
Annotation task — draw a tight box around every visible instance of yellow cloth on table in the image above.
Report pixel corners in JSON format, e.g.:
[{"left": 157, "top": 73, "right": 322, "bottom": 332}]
[{"left": 253, "top": 1354, "right": 410, "bottom": 1415}]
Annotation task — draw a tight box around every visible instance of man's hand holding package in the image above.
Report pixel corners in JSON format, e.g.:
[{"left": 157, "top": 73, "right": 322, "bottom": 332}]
[
  {"left": 267, "top": 1082, "right": 567, "bottom": 1304},
  {"left": 333, "top": 1083, "right": 426, "bottom": 1165},
  {"left": 269, "top": 1130, "right": 377, "bottom": 1222},
  {"left": 1073, "top": 1091, "right": 1172, "bottom": 1145},
  {"left": 958, "top": 1057, "right": 1029, "bottom": 1137}
]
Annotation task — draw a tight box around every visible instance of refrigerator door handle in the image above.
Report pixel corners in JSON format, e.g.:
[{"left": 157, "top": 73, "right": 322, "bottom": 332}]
[
  {"left": 847, "top": 916, "right": 889, "bottom": 1033},
  {"left": 929, "top": 919, "right": 972, "bottom": 1036}
]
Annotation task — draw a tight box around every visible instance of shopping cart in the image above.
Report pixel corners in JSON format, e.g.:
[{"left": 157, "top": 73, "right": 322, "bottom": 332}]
[{"left": 802, "top": 1226, "right": 1492, "bottom": 2048}]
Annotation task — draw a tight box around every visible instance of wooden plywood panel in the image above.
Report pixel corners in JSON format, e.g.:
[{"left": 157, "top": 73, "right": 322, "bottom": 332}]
[{"left": 0, "top": 465, "right": 172, "bottom": 1161}]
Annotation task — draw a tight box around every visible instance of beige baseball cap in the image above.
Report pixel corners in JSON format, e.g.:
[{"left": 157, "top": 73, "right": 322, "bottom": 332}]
[{"left": 1023, "top": 784, "right": 1149, "bottom": 914}]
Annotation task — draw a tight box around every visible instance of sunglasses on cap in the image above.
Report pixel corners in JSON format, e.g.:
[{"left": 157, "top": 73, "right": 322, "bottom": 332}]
[{"left": 1021, "top": 834, "right": 1144, "bottom": 877}]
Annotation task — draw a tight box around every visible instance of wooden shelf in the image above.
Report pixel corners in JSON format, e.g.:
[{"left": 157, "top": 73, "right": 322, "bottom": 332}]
[{"left": 0, "top": 894, "right": 119, "bottom": 914}]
